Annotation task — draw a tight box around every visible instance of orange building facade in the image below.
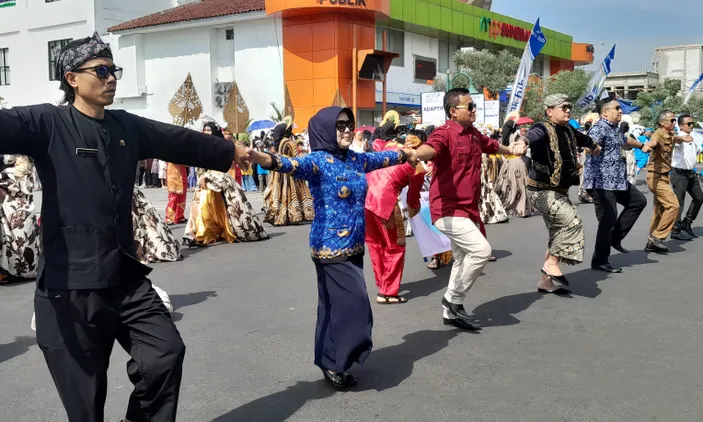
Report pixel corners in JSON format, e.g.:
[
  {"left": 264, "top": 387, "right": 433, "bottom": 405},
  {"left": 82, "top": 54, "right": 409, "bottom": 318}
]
[{"left": 267, "top": 0, "right": 594, "bottom": 128}]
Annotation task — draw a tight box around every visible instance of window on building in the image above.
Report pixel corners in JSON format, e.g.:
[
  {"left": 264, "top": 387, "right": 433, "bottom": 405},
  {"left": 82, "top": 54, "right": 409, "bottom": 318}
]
[
  {"left": 0, "top": 48, "right": 9, "bottom": 86},
  {"left": 48, "top": 38, "right": 72, "bottom": 81},
  {"left": 438, "top": 40, "right": 458, "bottom": 74},
  {"left": 225, "top": 29, "right": 234, "bottom": 41},
  {"left": 414, "top": 56, "right": 437, "bottom": 82},
  {"left": 376, "top": 27, "right": 404, "bottom": 67}
]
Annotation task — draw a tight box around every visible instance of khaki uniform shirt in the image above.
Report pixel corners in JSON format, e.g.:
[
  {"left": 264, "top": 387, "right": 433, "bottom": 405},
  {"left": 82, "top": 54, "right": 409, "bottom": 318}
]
[{"left": 646, "top": 128, "right": 675, "bottom": 174}]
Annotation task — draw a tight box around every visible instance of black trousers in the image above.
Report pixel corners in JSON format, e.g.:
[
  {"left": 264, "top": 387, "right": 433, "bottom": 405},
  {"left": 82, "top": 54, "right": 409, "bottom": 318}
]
[
  {"left": 671, "top": 167, "right": 703, "bottom": 230},
  {"left": 35, "top": 278, "right": 185, "bottom": 422},
  {"left": 313, "top": 255, "right": 373, "bottom": 373},
  {"left": 589, "top": 184, "right": 647, "bottom": 265}
]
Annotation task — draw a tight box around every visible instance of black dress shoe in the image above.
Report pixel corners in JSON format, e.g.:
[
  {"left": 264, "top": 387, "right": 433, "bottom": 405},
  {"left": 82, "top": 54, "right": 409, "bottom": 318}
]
[
  {"left": 612, "top": 244, "right": 629, "bottom": 253},
  {"left": 683, "top": 224, "right": 699, "bottom": 238},
  {"left": 321, "top": 369, "right": 357, "bottom": 388},
  {"left": 443, "top": 317, "right": 482, "bottom": 331},
  {"left": 441, "top": 298, "right": 477, "bottom": 323},
  {"left": 591, "top": 263, "right": 622, "bottom": 273},
  {"left": 645, "top": 239, "right": 669, "bottom": 254},
  {"left": 671, "top": 231, "right": 692, "bottom": 241}
]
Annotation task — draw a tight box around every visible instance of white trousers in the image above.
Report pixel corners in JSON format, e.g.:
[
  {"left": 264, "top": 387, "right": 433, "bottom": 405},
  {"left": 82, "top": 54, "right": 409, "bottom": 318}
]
[{"left": 434, "top": 217, "right": 492, "bottom": 319}]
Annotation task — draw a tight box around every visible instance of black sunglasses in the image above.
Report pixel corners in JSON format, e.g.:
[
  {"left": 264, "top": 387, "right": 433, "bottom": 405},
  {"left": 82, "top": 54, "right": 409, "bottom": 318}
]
[
  {"left": 455, "top": 103, "right": 476, "bottom": 112},
  {"left": 684, "top": 122, "right": 695, "bottom": 127},
  {"left": 336, "top": 120, "right": 355, "bottom": 132},
  {"left": 73, "top": 65, "right": 123, "bottom": 81},
  {"left": 557, "top": 104, "right": 573, "bottom": 111},
  {"left": 670, "top": 118, "right": 677, "bottom": 123}
]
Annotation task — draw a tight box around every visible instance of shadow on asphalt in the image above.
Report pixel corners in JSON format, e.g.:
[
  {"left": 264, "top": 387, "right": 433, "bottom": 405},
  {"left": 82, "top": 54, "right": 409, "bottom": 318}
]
[
  {"left": 402, "top": 266, "right": 452, "bottom": 299},
  {"left": 0, "top": 336, "right": 36, "bottom": 364},
  {"left": 169, "top": 290, "right": 218, "bottom": 323},
  {"left": 213, "top": 329, "right": 464, "bottom": 421},
  {"left": 472, "top": 292, "right": 544, "bottom": 327}
]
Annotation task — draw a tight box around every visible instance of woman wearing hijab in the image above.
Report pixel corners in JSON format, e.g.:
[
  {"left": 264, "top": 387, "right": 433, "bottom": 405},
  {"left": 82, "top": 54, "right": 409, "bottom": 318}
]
[
  {"left": 183, "top": 122, "right": 268, "bottom": 247},
  {"left": 249, "top": 106, "right": 417, "bottom": 388},
  {"left": 263, "top": 117, "right": 315, "bottom": 226},
  {"left": 495, "top": 117, "right": 534, "bottom": 217}
]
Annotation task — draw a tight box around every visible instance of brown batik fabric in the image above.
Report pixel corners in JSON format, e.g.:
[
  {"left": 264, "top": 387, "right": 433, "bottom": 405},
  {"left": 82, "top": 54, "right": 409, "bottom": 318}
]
[
  {"left": 479, "top": 154, "right": 508, "bottom": 224},
  {"left": 131, "top": 186, "right": 182, "bottom": 264},
  {"left": 0, "top": 156, "right": 39, "bottom": 282},
  {"left": 263, "top": 138, "right": 315, "bottom": 226},
  {"left": 185, "top": 170, "right": 269, "bottom": 243}
]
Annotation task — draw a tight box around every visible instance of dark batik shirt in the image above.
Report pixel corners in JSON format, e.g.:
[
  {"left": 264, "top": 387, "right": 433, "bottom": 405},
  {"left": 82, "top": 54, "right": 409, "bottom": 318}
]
[
  {"left": 0, "top": 104, "right": 235, "bottom": 290},
  {"left": 583, "top": 119, "right": 628, "bottom": 191}
]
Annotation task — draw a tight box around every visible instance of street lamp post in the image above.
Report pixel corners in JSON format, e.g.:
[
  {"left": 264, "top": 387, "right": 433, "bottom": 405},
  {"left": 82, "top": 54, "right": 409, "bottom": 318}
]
[{"left": 446, "top": 71, "right": 480, "bottom": 95}]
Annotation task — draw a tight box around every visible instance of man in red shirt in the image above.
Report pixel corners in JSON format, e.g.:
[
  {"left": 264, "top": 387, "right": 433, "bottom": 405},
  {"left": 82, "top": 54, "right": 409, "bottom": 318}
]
[{"left": 416, "top": 88, "right": 527, "bottom": 330}]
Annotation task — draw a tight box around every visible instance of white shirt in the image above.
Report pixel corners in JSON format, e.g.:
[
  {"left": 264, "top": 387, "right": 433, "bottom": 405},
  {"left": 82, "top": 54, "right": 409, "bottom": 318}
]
[{"left": 671, "top": 131, "right": 703, "bottom": 170}]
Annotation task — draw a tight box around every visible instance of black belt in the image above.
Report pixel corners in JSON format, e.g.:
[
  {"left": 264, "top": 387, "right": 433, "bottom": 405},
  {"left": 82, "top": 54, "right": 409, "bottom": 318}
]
[
  {"left": 647, "top": 170, "right": 671, "bottom": 175},
  {"left": 672, "top": 167, "right": 695, "bottom": 173}
]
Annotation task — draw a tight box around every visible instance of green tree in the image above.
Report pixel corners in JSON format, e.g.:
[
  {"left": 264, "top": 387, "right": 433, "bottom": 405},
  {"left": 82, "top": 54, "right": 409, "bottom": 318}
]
[
  {"left": 452, "top": 49, "right": 521, "bottom": 97},
  {"left": 634, "top": 79, "right": 703, "bottom": 127},
  {"left": 432, "top": 49, "right": 519, "bottom": 97},
  {"left": 520, "top": 78, "right": 547, "bottom": 122},
  {"left": 269, "top": 102, "right": 283, "bottom": 122},
  {"left": 546, "top": 69, "right": 592, "bottom": 118}
]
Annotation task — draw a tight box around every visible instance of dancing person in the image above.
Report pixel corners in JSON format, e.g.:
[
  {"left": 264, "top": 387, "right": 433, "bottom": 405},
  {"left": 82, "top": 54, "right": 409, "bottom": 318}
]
[
  {"left": 0, "top": 33, "right": 250, "bottom": 421},
  {"left": 670, "top": 113, "right": 703, "bottom": 240},
  {"left": 583, "top": 95, "right": 648, "bottom": 273},
  {"left": 183, "top": 123, "right": 268, "bottom": 247},
  {"left": 414, "top": 88, "right": 526, "bottom": 331},
  {"left": 350, "top": 130, "right": 367, "bottom": 153},
  {"left": 520, "top": 94, "right": 601, "bottom": 294},
  {"left": 365, "top": 133, "right": 426, "bottom": 304},
  {"left": 643, "top": 111, "right": 694, "bottom": 253},
  {"left": 165, "top": 161, "right": 188, "bottom": 224},
  {"left": 263, "top": 118, "right": 315, "bottom": 226},
  {"left": 249, "top": 106, "right": 417, "bottom": 388}
]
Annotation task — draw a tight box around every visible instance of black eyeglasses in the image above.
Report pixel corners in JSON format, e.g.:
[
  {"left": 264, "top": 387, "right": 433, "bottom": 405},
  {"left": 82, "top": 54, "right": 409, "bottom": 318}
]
[
  {"left": 455, "top": 103, "right": 476, "bottom": 112},
  {"left": 336, "top": 120, "right": 355, "bottom": 132},
  {"left": 73, "top": 65, "right": 123, "bottom": 81}
]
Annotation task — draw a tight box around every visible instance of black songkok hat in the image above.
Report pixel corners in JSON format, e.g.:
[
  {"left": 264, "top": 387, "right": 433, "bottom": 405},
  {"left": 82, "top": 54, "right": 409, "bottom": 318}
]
[{"left": 56, "top": 32, "right": 113, "bottom": 80}]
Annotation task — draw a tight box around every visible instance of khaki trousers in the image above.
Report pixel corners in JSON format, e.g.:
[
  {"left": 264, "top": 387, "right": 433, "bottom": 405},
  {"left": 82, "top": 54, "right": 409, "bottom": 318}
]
[
  {"left": 647, "top": 172, "right": 680, "bottom": 239},
  {"left": 434, "top": 217, "right": 492, "bottom": 319}
]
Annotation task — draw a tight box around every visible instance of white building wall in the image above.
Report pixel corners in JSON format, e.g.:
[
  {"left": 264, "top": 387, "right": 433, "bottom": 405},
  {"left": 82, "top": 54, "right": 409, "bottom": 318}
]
[
  {"left": 0, "top": 0, "right": 95, "bottom": 106},
  {"left": 654, "top": 45, "right": 703, "bottom": 97},
  {"left": 383, "top": 32, "right": 439, "bottom": 97},
  {"left": 226, "top": 18, "right": 284, "bottom": 124},
  {"left": 0, "top": 0, "right": 182, "bottom": 107}
]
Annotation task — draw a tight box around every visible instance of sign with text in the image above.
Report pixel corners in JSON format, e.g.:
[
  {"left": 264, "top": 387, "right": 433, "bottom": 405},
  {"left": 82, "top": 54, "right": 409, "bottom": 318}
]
[
  {"left": 421, "top": 92, "right": 446, "bottom": 126},
  {"left": 480, "top": 17, "right": 531, "bottom": 42},
  {"left": 471, "top": 94, "right": 485, "bottom": 126},
  {"left": 484, "top": 100, "right": 500, "bottom": 128},
  {"left": 0, "top": 0, "right": 16, "bottom": 8}
]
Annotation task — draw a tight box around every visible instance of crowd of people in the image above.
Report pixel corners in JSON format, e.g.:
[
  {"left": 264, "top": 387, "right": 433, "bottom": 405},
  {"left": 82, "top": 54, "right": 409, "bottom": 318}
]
[{"left": 1, "top": 33, "right": 703, "bottom": 420}]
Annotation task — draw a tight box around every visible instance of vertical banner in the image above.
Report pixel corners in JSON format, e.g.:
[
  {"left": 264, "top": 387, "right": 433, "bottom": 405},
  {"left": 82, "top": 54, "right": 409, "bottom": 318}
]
[
  {"left": 421, "top": 92, "right": 447, "bottom": 126},
  {"left": 576, "top": 45, "right": 616, "bottom": 109},
  {"left": 684, "top": 72, "right": 703, "bottom": 105},
  {"left": 471, "top": 94, "right": 485, "bottom": 125},
  {"left": 484, "top": 100, "right": 500, "bottom": 128},
  {"left": 507, "top": 18, "right": 547, "bottom": 114}
]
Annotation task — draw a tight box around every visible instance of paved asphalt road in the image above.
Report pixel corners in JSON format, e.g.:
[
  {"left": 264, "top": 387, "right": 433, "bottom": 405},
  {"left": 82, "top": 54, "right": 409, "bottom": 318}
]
[{"left": 1, "top": 182, "right": 703, "bottom": 421}]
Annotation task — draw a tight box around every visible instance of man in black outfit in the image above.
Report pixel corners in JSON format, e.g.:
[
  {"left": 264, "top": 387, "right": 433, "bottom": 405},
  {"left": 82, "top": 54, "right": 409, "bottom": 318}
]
[{"left": 0, "top": 33, "right": 249, "bottom": 422}]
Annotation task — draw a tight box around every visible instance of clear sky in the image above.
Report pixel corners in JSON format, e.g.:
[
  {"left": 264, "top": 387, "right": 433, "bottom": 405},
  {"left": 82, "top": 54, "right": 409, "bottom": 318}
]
[{"left": 492, "top": 0, "right": 703, "bottom": 73}]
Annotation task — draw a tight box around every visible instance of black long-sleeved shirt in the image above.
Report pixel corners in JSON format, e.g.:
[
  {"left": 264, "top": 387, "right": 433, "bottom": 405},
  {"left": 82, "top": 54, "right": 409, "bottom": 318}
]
[{"left": 0, "top": 104, "right": 235, "bottom": 289}]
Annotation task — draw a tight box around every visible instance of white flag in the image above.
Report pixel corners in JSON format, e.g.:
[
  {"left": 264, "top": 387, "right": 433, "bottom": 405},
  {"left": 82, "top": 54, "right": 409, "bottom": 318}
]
[
  {"left": 507, "top": 19, "right": 547, "bottom": 114},
  {"left": 576, "top": 45, "right": 616, "bottom": 109}
]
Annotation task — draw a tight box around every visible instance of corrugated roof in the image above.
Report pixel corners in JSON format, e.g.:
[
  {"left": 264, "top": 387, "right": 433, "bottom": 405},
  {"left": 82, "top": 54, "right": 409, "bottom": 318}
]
[{"left": 108, "top": 0, "right": 265, "bottom": 33}]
